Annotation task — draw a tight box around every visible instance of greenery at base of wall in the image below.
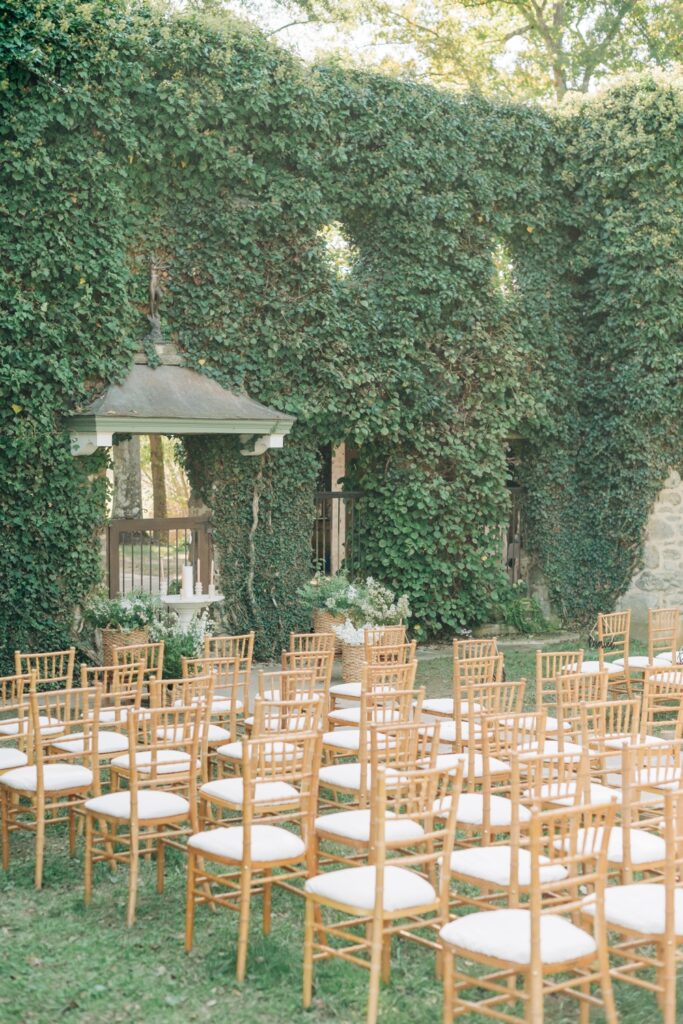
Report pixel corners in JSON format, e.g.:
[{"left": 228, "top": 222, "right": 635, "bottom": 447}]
[{"left": 1, "top": 1, "right": 681, "bottom": 665}]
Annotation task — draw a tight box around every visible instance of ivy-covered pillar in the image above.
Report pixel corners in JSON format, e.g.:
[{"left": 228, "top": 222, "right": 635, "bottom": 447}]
[{"left": 182, "top": 434, "right": 319, "bottom": 659}]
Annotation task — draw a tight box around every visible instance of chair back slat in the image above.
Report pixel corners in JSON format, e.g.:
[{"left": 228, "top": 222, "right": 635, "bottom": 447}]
[{"left": 14, "top": 649, "right": 75, "bottom": 691}]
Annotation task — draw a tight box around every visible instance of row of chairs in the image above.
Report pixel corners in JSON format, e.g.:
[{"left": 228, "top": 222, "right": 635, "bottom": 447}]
[{"left": 4, "top": 617, "right": 683, "bottom": 1024}]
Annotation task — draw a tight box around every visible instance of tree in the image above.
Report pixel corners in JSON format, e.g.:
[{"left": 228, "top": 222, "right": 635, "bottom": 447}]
[
  {"left": 111, "top": 437, "right": 142, "bottom": 520},
  {"left": 221, "top": 0, "right": 683, "bottom": 102}
]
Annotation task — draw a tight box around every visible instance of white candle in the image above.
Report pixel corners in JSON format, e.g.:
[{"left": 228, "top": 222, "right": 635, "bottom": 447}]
[{"left": 181, "top": 564, "right": 194, "bottom": 598}]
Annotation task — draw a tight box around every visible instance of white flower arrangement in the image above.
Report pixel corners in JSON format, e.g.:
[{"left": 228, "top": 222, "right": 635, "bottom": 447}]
[{"left": 334, "top": 618, "right": 374, "bottom": 647}]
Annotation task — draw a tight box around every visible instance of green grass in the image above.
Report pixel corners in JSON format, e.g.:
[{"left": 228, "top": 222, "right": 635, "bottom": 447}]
[{"left": 1, "top": 637, "right": 676, "bottom": 1024}]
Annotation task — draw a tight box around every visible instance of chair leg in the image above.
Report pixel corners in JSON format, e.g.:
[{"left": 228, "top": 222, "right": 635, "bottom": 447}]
[
  {"left": 381, "top": 934, "right": 391, "bottom": 984},
  {"left": 235, "top": 868, "right": 252, "bottom": 982},
  {"left": 68, "top": 806, "right": 76, "bottom": 856},
  {"left": 262, "top": 868, "right": 272, "bottom": 935},
  {"left": 303, "top": 896, "right": 315, "bottom": 1008},
  {"left": 84, "top": 814, "right": 93, "bottom": 905},
  {"left": 34, "top": 796, "right": 45, "bottom": 890},
  {"left": 127, "top": 829, "right": 139, "bottom": 928},
  {"left": 156, "top": 838, "right": 165, "bottom": 894},
  {"left": 442, "top": 950, "right": 453, "bottom": 1024},
  {"left": 661, "top": 940, "right": 676, "bottom": 1024},
  {"left": 597, "top": 941, "right": 618, "bottom": 1024},
  {"left": 525, "top": 968, "right": 543, "bottom": 1024},
  {"left": 367, "top": 918, "right": 384, "bottom": 1024},
  {"left": 185, "top": 851, "right": 196, "bottom": 952},
  {"left": 1, "top": 788, "right": 10, "bottom": 871},
  {"left": 579, "top": 979, "right": 590, "bottom": 1024}
]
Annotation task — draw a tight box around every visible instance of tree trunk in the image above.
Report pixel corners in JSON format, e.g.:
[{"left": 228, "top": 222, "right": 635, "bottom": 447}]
[
  {"left": 149, "top": 435, "right": 167, "bottom": 520},
  {"left": 112, "top": 436, "right": 142, "bottom": 519}
]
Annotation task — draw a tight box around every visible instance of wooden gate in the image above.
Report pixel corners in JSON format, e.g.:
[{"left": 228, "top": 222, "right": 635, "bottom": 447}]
[{"left": 107, "top": 514, "right": 213, "bottom": 597}]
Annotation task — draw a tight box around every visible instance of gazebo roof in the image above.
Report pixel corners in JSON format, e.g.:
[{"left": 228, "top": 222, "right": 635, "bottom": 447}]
[{"left": 66, "top": 354, "right": 295, "bottom": 456}]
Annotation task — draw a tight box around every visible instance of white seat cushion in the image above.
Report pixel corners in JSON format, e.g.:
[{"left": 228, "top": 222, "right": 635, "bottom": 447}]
[
  {"left": 440, "top": 908, "right": 596, "bottom": 964},
  {"left": 244, "top": 714, "right": 308, "bottom": 732},
  {"left": 209, "top": 698, "right": 242, "bottom": 714},
  {"left": 1, "top": 763, "right": 93, "bottom": 792},
  {"left": 564, "top": 660, "right": 619, "bottom": 675},
  {"left": 428, "top": 752, "right": 510, "bottom": 778},
  {"left": 518, "top": 740, "right": 583, "bottom": 757},
  {"left": 612, "top": 656, "right": 666, "bottom": 669},
  {"left": 322, "top": 729, "right": 366, "bottom": 751},
  {"left": 315, "top": 809, "right": 424, "bottom": 843},
  {"left": 583, "top": 884, "right": 683, "bottom": 936},
  {"left": 306, "top": 865, "right": 436, "bottom": 912},
  {"left": 422, "top": 698, "right": 476, "bottom": 717},
  {"left": 111, "top": 750, "right": 193, "bottom": 774},
  {"left": 200, "top": 777, "right": 299, "bottom": 805},
  {"left": 319, "top": 761, "right": 369, "bottom": 790},
  {"left": 215, "top": 739, "right": 298, "bottom": 763},
  {"left": 328, "top": 708, "right": 402, "bottom": 726},
  {"left": 543, "top": 716, "right": 571, "bottom": 733},
  {"left": 0, "top": 715, "right": 62, "bottom": 737},
  {"left": 450, "top": 845, "right": 568, "bottom": 886},
  {"left": 633, "top": 766, "right": 682, "bottom": 789},
  {"left": 648, "top": 671, "right": 683, "bottom": 684},
  {"left": 601, "top": 733, "right": 663, "bottom": 750},
  {"left": 189, "top": 824, "right": 305, "bottom": 862},
  {"left": 52, "top": 731, "right": 128, "bottom": 755},
  {"left": 555, "top": 826, "right": 666, "bottom": 866},
  {"left": 437, "top": 793, "right": 531, "bottom": 827},
  {"left": 100, "top": 708, "right": 131, "bottom": 724},
  {"left": 329, "top": 682, "right": 362, "bottom": 698},
  {"left": 528, "top": 782, "right": 620, "bottom": 806},
  {"left": 0, "top": 747, "right": 28, "bottom": 770},
  {"left": 85, "top": 789, "right": 189, "bottom": 820}
]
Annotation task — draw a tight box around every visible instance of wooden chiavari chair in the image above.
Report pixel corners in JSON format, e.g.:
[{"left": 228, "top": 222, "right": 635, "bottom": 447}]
[
  {"left": 454, "top": 636, "right": 498, "bottom": 660},
  {"left": 322, "top": 688, "right": 423, "bottom": 778},
  {"left": 647, "top": 606, "right": 681, "bottom": 665},
  {"left": 580, "top": 787, "right": 683, "bottom": 1023},
  {"left": 595, "top": 609, "right": 631, "bottom": 695},
  {"left": 363, "top": 625, "right": 407, "bottom": 652},
  {"left": 186, "top": 730, "right": 322, "bottom": 980},
  {"left": 203, "top": 631, "right": 254, "bottom": 697},
  {"left": 554, "top": 670, "right": 608, "bottom": 751},
  {"left": 304, "top": 762, "right": 463, "bottom": 1024},
  {"left": 0, "top": 674, "right": 32, "bottom": 775},
  {"left": 289, "top": 631, "right": 335, "bottom": 654},
  {"left": 182, "top": 653, "right": 244, "bottom": 738},
  {"left": 14, "top": 648, "right": 75, "bottom": 691},
  {"left": 523, "top": 746, "right": 620, "bottom": 808},
  {"left": 328, "top": 641, "right": 416, "bottom": 712},
  {"left": 439, "top": 676, "right": 524, "bottom": 751},
  {"left": 423, "top": 652, "right": 504, "bottom": 721},
  {"left": 213, "top": 694, "right": 324, "bottom": 777},
  {"left": 114, "top": 640, "right": 164, "bottom": 687},
  {"left": 328, "top": 659, "right": 417, "bottom": 730},
  {"left": 1, "top": 685, "right": 99, "bottom": 887},
  {"left": 281, "top": 649, "right": 333, "bottom": 717},
  {"left": 441, "top": 801, "right": 618, "bottom": 1024},
  {"left": 80, "top": 660, "right": 145, "bottom": 730},
  {"left": 315, "top": 720, "right": 439, "bottom": 866},
  {"left": 641, "top": 666, "right": 683, "bottom": 742},
  {"left": 535, "top": 648, "right": 584, "bottom": 734},
  {"left": 84, "top": 703, "right": 201, "bottom": 925}
]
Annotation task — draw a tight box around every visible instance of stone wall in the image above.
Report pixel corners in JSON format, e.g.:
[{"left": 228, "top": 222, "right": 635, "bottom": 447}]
[{"left": 617, "top": 470, "right": 683, "bottom": 641}]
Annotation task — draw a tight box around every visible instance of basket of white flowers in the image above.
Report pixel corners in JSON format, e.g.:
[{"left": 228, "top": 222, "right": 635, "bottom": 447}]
[{"left": 334, "top": 578, "right": 410, "bottom": 682}]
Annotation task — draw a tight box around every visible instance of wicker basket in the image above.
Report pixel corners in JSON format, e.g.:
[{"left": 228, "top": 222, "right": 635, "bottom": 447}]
[
  {"left": 341, "top": 640, "right": 365, "bottom": 683},
  {"left": 313, "top": 608, "right": 345, "bottom": 655},
  {"left": 101, "top": 626, "right": 149, "bottom": 666}
]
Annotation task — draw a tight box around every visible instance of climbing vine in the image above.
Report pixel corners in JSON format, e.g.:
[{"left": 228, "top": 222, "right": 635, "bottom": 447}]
[{"left": 0, "top": 1, "right": 681, "bottom": 664}]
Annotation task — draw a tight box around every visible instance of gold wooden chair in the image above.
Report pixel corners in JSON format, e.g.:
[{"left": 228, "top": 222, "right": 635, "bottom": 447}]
[
  {"left": 647, "top": 606, "right": 681, "bottom": 665},
  {"left": 14, "top": 648, "right": 75, "bottom": 691},
  {"left": 595, "top": 609, "right": 631, "bottom": 695},
  {"left": 534, "top": 648, "right": 584, "bottom": 734},
  {"left": 439, "top": 676, "right": 524, "bottom": 751},
  {"left": 323, "top": 687, "right": 423, "bottom": 772},
  {"left": 453, "top": 637, "right": 498, "bottom": 660},
  {"left": 1, "top": 685, "right": 99, "bottom": 887},
  {"left": 423, "top": 652, "right": 504, "bottom": 721},
  {"left": 554, "top": 670, "right": 608, "bottom": 751},
  {"left": 186, "top": 730, "right": 321, "bottom": 980},
  {"left": 363, "top": 625, "right": 407, "bottom": 651},
  {"left": 84, "top": 703, "right": 201, "bottom": 925},
  {"left": 114, "top": 640, "right": 164, "bottom": 686},
  {"left": 315, "top": 719, "right": 439, "bottom": 866},
  {"left": 441, "top": 801, "right": 618, "bottom": 1024},
  {"left": 328, "top": 659, "right": 417, "bottom": 730},
  {"left": 80, "top": 660, "right": 146, "bottom": 729},
  {"left": 328, "top": 641, "right": 416, "bottom": 711},
  {"left": 641, "top": 666, "right": 683, "bottom": 741},
  {"left": 289, "top": 631, "right": 335, "bottom": 654},
  {"left": 304, "top": 761, "right": 463, "bottom": 1024},
  {"left": 213, "top": 694, "right": 324, "bottom": 777},
  {"left": 0, "top": 674, "right": 32, "bottom": 775},
  {"left": 581, "top": 787, "right": 683, "bottom": 1023},
  {"left": 203, "top": 631, "right": 254, "bottom": 699},
  {"left": 182, "top": 653, "right": 244, "bottom": 738},
  {"left": 281, "top": 649, "right": 333, "bottom": 717}
]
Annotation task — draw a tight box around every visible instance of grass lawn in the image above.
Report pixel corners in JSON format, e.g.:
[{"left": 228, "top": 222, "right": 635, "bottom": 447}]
[{"left": 2, "top": 636, "right": 678, "bottom": 1024}]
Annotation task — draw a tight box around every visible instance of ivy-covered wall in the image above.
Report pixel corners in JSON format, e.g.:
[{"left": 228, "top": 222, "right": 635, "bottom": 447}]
[{"left": 1, "top": 1, "right": 681, "bottom": 666}]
